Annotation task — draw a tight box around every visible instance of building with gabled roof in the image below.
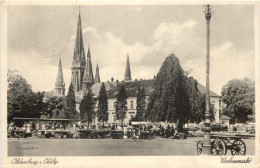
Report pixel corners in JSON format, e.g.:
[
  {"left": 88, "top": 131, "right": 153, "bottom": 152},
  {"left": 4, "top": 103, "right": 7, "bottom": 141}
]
[{"left": 75, "top": 78, "right": 221, "bottom": 124}]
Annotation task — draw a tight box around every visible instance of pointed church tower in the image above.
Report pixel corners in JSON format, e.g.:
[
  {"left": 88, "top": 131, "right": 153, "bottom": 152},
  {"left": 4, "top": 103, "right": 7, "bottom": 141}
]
[
  {"left": 71, "top": 7, "right": 86, "bottom": 92},
  {"left": 124, "top": 53, "right": 132, "bottom": 81},
  {"left": 82, "top": 46, "right": 94, "bottom": 90},
  {"left": 95, "top": 62, "right": 100, "bottom": 83},
  {"left": 55, "top": 58, "right": 65, "bottom": 96}
]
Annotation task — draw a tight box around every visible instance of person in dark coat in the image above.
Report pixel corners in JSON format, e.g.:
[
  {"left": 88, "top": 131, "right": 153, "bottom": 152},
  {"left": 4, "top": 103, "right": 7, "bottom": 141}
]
[
  {"left": 166, "top": 125, "right": 170, "bottom": 138},
  {"left": 171, "top": 125, "right": 175, "bottom": 137}
]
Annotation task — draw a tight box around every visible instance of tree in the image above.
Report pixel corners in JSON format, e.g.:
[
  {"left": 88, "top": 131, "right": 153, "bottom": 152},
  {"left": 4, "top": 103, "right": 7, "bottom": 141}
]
[
  {"left": 80, "top": 91, "right": 95, "bottom": 125},
  {"left": 135, "top": 87, "right": 146, "bottom": 121},
  {"left": 97, "top": 83, "right": 108, "bottom": 125},
  {"left": 184, "top": 77, "right": 215, "bottom": 123},
  {"left": 30, "top": 91, "right": 45, "bottom": 117},
  {"left": 145, "top": 54, "right": 190, "bottom": 130},
  {"left": 43, "top": 96, "right": 66, "bottom": 118},
  {"left": 221, "top": 78, "right": 255, "bottom": 123},
  {"left": 185, "top": 77, "right": 204, "bottom": 123},
  {"left": 66, "top": 83, "right": 77, "bottom": 119},
  {"left": 7, "top": 74, "right": 44, "bottom": 122},
  {"left": 116, "top": 85, "right": 128, "bottom": 125}
]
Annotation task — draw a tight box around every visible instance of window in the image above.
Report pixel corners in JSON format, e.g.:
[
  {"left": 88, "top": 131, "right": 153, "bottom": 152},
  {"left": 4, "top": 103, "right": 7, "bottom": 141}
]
[
  {"left": 113, "top": 116, "right": 117, "bottom": 122},
  {"left": 130, "top": 100, "right": 134, "bottom": 109}
]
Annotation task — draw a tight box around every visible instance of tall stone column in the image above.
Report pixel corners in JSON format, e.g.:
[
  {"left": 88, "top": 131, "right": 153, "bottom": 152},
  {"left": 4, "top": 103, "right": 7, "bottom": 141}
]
[{"left": 202, "top": 4, "right": 212, "bottom": 155}]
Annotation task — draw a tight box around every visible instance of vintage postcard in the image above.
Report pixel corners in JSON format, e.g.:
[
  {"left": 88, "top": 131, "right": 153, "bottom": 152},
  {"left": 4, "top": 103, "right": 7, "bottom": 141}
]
[{"left": 1, "top": 1, "right": 260, "bottom": 168}]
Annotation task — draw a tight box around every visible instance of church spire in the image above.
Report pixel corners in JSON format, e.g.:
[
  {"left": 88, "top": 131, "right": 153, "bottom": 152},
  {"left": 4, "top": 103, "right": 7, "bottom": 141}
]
[
  {"left": 124, "top": 53, "right": 132, "bottom": 81},
  {"left": 71, "top": 7, "right": 86, "bottom": 92},
  {"left": 55, "top": 58, "right": 65, "bottom": 96},
  {"left": 95, "top": 62, "right": 100, "bottom": 83},
  {"left": 72, "top": 7, "right": 86, "bottom": 68},
  {"left": 82, "top": 46, "right": 94, "bottom": 88}
]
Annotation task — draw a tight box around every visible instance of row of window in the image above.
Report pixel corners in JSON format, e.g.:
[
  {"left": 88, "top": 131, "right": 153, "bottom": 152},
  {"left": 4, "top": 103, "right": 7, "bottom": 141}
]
[
  {"left": 113, "top": 114, "right": 135, "bottom": 122},
  {"left": 113, "top": 100, "right": 135, "bottom": 109}
]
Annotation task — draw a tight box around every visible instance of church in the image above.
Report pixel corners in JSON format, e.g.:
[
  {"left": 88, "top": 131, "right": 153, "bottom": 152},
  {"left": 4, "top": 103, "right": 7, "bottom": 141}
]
[{"left": 50, "top": 9, "right": 222, "bottom": 124}]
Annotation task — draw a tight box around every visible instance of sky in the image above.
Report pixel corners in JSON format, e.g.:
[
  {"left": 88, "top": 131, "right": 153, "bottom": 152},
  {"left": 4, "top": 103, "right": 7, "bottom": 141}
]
[{"left": 7, "top": 5, "right": 255, "bottom": 95}]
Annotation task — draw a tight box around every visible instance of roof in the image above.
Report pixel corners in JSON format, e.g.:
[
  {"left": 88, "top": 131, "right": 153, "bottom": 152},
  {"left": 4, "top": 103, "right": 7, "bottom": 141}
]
[
  {"left": 82, "top": 47, "right": 94, "bottom": 84},
  {"left": 55, "top": 58, "right": 65, "bottom": 88},
  {"left": 72, "top": 11, "right": 86, "bottom": 68},
  {"left": 74, "top": 79, "right": 220, "bottom": 103},
  {"left": 197, "top": 83, "right": 220, "bottom": 97},
  {"left": 106, "top": 80, "right": 154, "bottom": 98},
  {"left": 124, "top": 54, "right": 132, "bottom": 81},
  {"left": 220, "top": 115, "right": 231, "bottom": 120},
  {"left": 94, "top": 63, "right": 100, "bottom": 83}
]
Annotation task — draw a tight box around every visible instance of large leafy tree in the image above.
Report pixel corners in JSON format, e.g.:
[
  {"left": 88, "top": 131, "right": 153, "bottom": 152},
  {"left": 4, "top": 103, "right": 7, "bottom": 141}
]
[
  {"left": 43, "top": 96, "right": 66, "bottom": 118},
  {"left": 66, "top": 83, "right": 77, "bottom": 119},
  {"left": 116, "top": 85, "right": 128, "bottom": 125},
  {"left": 186, "top": 77, "right": 204, "bottom": 123},
  {"left": 97, "top": 83, "right": 108, "bottom": 125},
  {"left": 7, "top": 74, "right": 44, "bottom": 122},
  {"left": 134, "top": 87, "right": 146, "bottom": 121},
  {"left": 185, "top": 77, "right": 215, "bottom": 123},
  {"left": 221, "top": 78, "right": 255, "bottom": 123},
  {"left": 145, "top": 54, "right": 190, "bottom": 130},
  {"left": 80, "top": 91, "right": 95, "bottom": 125}
]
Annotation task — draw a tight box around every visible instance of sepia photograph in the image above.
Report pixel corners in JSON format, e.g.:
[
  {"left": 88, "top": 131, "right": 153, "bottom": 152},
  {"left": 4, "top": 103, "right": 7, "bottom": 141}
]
[{"left": 1, "top": 1, "right": 259, "bottom": 168}]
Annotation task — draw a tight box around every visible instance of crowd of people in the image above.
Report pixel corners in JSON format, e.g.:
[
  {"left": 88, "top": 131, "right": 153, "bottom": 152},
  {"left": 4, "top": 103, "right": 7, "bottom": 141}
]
[
  {"left": 109, "top": 124, "right": 176, "bottom": 139},
  {"left": 8, "top": 121, "right": 178, "bottom": 139}
]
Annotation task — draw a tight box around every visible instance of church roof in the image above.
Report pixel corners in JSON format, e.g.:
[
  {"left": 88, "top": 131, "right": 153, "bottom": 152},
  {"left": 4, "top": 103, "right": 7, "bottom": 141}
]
[
  {"left": 82, "top": 47, "right": 94, "bottom": 84},
  {"left": 124, "top": 54, "right": 132, "bottom": 81},
  {"left": 95, "top": 63, "right": 101, "bottom": 83},
  {"left": 55, "top": 58, "right": 65, "bottom": 88},
  {"left": 72, "top": 11, "right": 86, "bottom": 68}
]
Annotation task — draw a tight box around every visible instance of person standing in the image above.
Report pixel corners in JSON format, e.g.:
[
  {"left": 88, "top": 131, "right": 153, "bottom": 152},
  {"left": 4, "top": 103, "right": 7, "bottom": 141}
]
[
  {"left": 36, "top": 122, "right": 39, "bottom": 131},
  {"left": 170, "top": 125, "right": 175, "bottom": 138},
  {"left": 25, "top": 122, "right": 31, "bottom": 137},
  {"left": 72, "top": 122, "right": 76, "bottom": 138},
  {"left": 8, "top": 122, "right": 14, "bottom": 138},
  {"left": 123, "top": 125, "right": 127, "bottom": 137}
]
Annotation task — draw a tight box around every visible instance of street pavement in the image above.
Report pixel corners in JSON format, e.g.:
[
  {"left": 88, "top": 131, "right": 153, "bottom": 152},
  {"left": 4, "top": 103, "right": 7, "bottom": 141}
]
[{"left": 8, "top": 137, "right": 255, "bottom": 156}]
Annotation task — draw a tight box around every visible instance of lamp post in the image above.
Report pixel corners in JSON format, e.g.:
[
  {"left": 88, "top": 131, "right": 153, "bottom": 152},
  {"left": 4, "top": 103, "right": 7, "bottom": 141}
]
[{"left": 202, "top": 4, "right": 212, "bottom": 155}]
